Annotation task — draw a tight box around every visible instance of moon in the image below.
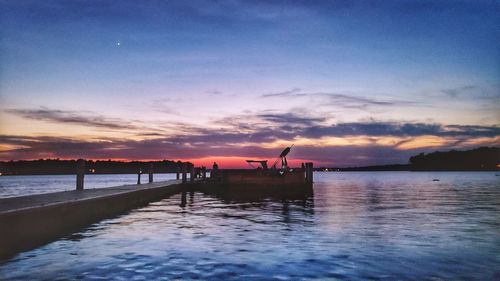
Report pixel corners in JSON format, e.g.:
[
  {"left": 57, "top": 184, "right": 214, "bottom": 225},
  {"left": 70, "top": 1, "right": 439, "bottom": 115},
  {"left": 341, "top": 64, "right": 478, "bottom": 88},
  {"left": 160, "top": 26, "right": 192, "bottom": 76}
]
[{"left": 117, "top": 42, "right": 121, "bottom": 46}]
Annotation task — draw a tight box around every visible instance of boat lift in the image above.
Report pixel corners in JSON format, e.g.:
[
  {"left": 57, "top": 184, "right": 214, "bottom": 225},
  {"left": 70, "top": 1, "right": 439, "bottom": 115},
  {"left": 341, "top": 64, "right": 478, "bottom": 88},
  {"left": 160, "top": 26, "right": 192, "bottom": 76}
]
[
  {"left": 245, "top": 160, "right": 268, "bottom": 170},
  {"left": 246, "top": 145, "right": 294, "bottom": 171}
]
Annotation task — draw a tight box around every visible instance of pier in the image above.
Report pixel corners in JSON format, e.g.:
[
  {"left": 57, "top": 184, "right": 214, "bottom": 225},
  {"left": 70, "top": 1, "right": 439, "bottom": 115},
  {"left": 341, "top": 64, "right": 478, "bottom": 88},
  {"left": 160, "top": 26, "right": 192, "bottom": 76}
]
[
  {"left": 0, "top": 179, "right": 186, "bottom": 260},
  {"left": 0, "top": 159, "right": 313, "bottom": 260}
]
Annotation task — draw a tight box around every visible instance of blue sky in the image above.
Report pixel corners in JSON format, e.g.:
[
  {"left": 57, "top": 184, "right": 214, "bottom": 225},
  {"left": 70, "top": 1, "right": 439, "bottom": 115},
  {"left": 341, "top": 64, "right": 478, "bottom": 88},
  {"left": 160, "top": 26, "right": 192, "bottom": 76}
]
[{"left": 0, "top": 0, "right": 499, "bottom": 166}]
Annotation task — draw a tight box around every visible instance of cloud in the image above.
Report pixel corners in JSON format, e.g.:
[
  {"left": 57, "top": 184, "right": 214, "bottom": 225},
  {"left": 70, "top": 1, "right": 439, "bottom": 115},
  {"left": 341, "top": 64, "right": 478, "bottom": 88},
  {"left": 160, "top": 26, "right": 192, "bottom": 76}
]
[
  {"left": 439, "top": 84, "right": 500, "bottom": 100},
  {"left": 262, "top": 88, "right": 304, "bottom": 98},
  {"left": 302, "top": 123, "right": 500, "bottom": 138},
  {"left": 261, "top": 88, "right": 416, "bottom": 110},
  {"left": 1, "top": 108, "right": 498, "bottom": 165},
  {"left": 322, "top": 93, "right": 398, "bottom": 109},
  {"left": 4, "top": 107, "right": 499, "bottom": 147},
  {"left": 1, "top": 115, "right": 498, "bottom": 165},
  {"left": 0, "top": 134, "right": 416, "bottom": 166},
  {"left": 2, "top": 131, "right": 497, "bottom": 167},
  {"left": 441, "top": 85, "right": 479, "bottom": 98},
  {"left": 214, "top": 111, "right": 500, "bottom": 139},
  {"left": 6, "top": 108, "right": 138, "bottom": 130},
  {"left": 161, "top": 117, "right": 500, "bottom": 149},
  {"left": 257, "top": 113, "right": 326, "bottom": 126},
  {"left": 206, "top": 90, "right": 223, "bottom": 96}
]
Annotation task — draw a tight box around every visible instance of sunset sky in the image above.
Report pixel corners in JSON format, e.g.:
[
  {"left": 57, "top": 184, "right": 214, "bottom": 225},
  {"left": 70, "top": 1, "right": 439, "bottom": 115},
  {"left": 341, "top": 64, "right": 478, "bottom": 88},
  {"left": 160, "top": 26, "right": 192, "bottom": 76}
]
[{"left": 0, "top": 1, "right": 499, "bottom": 167}]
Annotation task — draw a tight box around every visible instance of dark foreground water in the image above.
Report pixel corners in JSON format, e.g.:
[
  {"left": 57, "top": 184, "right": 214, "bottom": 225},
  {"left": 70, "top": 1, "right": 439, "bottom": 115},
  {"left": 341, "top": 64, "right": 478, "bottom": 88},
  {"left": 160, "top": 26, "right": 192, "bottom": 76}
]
[{"left": 0, "top": 172, "right": 499, "bottom": 280}]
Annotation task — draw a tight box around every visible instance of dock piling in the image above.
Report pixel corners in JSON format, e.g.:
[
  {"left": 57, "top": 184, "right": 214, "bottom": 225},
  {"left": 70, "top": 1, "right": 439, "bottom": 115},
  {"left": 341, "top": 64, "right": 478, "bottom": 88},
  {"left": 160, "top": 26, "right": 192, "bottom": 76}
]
[
  {"left": 176, "top": 166, "right": 180, "bottom": 180},
  {"left": 305, "top": 162, "right": 314, "bottom": 184},
  {"left": 137, "top": 169, "right": 141, "bottom": 184},
  {"left": 76, "top": 159, "right": 85, "bottom": 190},
  {"left": 148, "top": 163, "right": 154, "bottom": 183},
  {"left": 190, "top": 164, "right": 195, "bottom": 182},
  {"left": 181, "top": 163, "right": 187, "bottom": 183}
]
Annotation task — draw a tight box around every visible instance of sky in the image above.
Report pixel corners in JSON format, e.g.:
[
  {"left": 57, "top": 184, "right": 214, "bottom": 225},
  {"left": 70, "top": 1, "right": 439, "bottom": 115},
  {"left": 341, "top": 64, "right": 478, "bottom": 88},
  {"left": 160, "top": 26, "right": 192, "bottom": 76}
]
[{"left": 0, "top": 0, "right": 499, "bottom": 168}]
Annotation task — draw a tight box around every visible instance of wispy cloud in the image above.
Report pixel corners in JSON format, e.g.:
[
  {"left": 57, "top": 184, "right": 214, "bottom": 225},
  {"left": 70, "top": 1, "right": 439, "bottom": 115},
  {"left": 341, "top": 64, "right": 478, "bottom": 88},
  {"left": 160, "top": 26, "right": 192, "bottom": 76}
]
[
  {"left": 322, "top": 93, "right": 398, "bottom": 109},
  {"left": 439, "top": 84, "right": 500, "bottom": 101},
  {"left": 302, "top": 122, "right": 500, "bottom": 138},
  {"left": 6, "top": 107, "right": 139, "bottom": 130},
  {"left": 441, "top": 85, "right": 479, "bottom": 98},
  {"left": 261, "top": 88, "right": 416, "bottom": 110},
  {"left": 206, "top": 90, "right": 223, "bottom": 96},
  {"left": 262, "top": 88, "right": 305, "bottom": 98},
  {"left": 430, "top": 84, "right": 500, "bottom": 119},
  {"left": 257, "top": 113, "right": 326, "bottom": 126}
]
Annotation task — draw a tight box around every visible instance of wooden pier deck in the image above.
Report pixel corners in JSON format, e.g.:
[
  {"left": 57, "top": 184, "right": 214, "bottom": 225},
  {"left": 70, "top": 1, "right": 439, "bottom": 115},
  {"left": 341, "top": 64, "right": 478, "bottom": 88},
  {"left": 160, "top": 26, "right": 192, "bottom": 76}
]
[
  {"left": 0, "top": 180, "right": 181, "bottom": 214},
  {"left": 0, "top": 180, "right": 184, "bottom": 260}
]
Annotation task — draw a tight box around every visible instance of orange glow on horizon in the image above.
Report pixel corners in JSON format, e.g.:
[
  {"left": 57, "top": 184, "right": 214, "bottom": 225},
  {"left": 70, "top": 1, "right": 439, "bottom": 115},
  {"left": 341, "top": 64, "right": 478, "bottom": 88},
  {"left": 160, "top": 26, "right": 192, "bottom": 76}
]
[
  {"left": 178, "top": 156, "right": 317, "bottom": 169},
  {"left": 1, "top": 156, "right": 318, "bottom": 169}
]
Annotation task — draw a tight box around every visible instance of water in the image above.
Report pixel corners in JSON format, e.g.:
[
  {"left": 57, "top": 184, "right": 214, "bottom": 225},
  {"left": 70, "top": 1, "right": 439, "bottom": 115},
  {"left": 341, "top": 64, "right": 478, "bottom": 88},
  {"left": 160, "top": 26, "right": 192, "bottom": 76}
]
[
  {"left": 1, "top": 172, "right": 499, "bottom": 280},
  {"left": 0, "top": 174, "right": 178, "bottom": 198}
]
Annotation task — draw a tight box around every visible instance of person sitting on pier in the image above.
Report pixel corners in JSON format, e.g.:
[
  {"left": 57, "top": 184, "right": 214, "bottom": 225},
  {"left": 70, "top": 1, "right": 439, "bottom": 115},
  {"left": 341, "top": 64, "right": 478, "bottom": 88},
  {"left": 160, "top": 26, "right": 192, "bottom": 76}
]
[{"left": 212, "top": 162, "right": 219, "bottom": 178}]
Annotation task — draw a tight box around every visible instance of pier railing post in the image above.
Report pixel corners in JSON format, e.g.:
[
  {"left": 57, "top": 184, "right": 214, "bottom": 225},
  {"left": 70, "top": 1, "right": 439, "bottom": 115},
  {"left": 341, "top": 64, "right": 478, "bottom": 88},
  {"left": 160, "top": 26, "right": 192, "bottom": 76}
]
[
  {"left": 190, "top": 164, "right": 195, "bottom": 182},
  {"left": 302, "top": 162, "right": 306, "bottom": 182},
  {"left": 181, "top": 163, "right": 187, "bottom": 183},
  {"left": 137, "top": 169, "right": 142, "bottom": 184},
  {"left": 305, "top": 162, "right": 313, "bottom": 184},
  {"left": 148, "top": 163, "right": 154, "bottom": 183},
  {"left": 176, "top": 166, "right": 180, "bottom": 180},
  {"left": 76, "top": 159, "right": 85, "bottom": 190}
]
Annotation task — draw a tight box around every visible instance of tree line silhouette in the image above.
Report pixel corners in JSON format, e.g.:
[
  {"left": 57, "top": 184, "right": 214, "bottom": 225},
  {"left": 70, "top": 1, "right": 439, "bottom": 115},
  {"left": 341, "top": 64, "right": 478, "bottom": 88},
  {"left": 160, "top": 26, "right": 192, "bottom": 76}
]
[
  {"left": 409, "top": 147, "right": 498, "bottom": 171},
  {"left": 0, "top": 159, "right": 190, "bottom": 175},
  {"left": 335, "top": 147, "right": 498, "bottom": 171}
]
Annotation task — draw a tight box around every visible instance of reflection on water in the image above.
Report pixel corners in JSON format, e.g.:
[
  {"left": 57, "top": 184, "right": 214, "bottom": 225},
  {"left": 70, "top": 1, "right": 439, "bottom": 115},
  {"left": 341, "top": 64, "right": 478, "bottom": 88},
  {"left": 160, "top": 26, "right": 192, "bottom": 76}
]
[{"left": 0, "top": 172, "right": 499, "bottom": 280}]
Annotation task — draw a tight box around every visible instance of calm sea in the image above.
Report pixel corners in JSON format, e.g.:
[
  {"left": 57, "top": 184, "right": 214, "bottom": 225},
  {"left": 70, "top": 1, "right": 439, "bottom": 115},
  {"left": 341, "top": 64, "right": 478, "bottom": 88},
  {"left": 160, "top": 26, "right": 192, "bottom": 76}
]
[
  {"left": 0, "top": 173, "right": 178, "bottom": 198},
  {"left": 0, "top": 172, "right": 499, "bottom": 280}
]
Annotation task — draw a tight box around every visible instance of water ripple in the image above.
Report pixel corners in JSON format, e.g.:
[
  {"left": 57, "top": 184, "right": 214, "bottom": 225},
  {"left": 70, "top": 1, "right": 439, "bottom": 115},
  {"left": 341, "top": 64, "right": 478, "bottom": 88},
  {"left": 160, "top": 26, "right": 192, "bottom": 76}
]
[{"left": 0, "top": 172, "right": 499, "bottom": 280}]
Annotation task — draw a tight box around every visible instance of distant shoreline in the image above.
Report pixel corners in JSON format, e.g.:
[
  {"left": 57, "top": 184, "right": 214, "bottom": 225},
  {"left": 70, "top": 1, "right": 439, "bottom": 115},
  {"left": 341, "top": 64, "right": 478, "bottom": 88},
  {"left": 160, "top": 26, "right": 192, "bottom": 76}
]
[
  {"left": 1, "top": 147, "right": 498, "bottom": 175},
  {"left": 316, "top": 165, "right": 499, "bottom": 172},
  {"left": 321, "top": 147, "right": 499, "bottom": 172},
  {"left": 0, "top": 164, "right": 500, "bottom": 177}
]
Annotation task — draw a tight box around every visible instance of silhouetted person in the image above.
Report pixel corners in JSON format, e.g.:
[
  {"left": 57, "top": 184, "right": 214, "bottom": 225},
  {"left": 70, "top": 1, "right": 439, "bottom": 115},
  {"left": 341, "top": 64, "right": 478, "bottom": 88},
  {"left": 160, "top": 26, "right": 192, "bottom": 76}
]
[{"left": 212, "top": 162, "right": 219, "bottom": 179}]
